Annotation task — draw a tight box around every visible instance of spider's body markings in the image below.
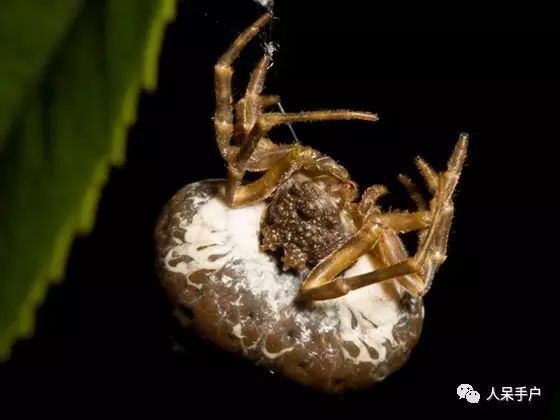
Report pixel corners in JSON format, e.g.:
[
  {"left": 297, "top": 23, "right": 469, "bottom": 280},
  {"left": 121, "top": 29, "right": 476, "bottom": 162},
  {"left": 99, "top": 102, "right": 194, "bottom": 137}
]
[
  {"left": 261, "top": 175, "right": 351, "bottom": 271},
  {"left": 214, "top": 13, "right": 467, "bottom": 302}
]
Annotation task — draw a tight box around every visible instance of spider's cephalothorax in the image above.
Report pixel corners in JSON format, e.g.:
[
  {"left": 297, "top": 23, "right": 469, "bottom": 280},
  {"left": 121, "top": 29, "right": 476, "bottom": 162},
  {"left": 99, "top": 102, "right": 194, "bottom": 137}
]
[
  {"left": 213, "top": 13, "right": 467, "bottom": 302},
  {"left": 261, "top": 174, "right": 352, "bottom": 271}
]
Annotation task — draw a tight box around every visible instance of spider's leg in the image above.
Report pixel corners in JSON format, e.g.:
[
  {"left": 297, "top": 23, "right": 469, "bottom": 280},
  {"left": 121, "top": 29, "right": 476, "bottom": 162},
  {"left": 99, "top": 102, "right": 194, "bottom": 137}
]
[
  {"left": 298, "top": 220, "right": 421, "bottom": 301},
  {"left": 352, "top": 184, "right": 429, "bottom": 233},
  {"left": 226, "top": 111, "right": 377, "bottom": 204},
  {"left": 298, "top": 134, "right": 468, "bottom": 301},
  {"left": 369, "top": 134, "right": 468, "bottom": 296},
  {"left": 259, "top": 95, "right": 281, "bottom": 109},
  {"left": 214, "top": 13, "right": 272, "bottom": 161},
  {"left": 243, "top": 55, "right": 272, "bottom": 134},
  {"left": 354, "top": 183, "right": 430, "bottom": 295},
  {"left": 352, "top": 187, "right": 429, "bottom": 231},
  {"left": 228, "top": 140, "right": 365, "bottom": 207},
  {"left": 413, "top": 134, "right": 468, "bottom": 293},
  {"left": 243, "top": 140, "right": 296, "bottom": 172},
  {"left": 369, "top": 211, "right": 431, "bottom": 233},
  {"left": 398, "top": 174, "right": 428, "bottom": 210},
  {"left": 359, "top": 185, "right": 389, "bottom": 212},
  {"left": 233, "top": 96, "right": 280, "bottom": 141},
  {"left": 236, "top": 112, "right": 378, "bottom": 171},
  {"left": 415, "top": 156, "right": 439, "bottom": 194},
  {"left": 228, "top": 145, "right": 322, "bottom": 206}
]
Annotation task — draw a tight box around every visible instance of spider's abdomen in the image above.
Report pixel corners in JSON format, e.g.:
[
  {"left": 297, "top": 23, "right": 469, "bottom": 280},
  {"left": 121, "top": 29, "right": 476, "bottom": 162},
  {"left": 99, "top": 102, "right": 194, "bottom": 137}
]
[{"left": 261, "top": 177, "right": 349, "bottom": 271}]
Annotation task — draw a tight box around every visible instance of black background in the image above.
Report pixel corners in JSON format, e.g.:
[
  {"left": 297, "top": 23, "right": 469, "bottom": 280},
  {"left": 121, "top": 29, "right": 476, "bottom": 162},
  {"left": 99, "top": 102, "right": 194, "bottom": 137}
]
[{"left": 1, "top": 1, "right": 559, "bottom": 418}]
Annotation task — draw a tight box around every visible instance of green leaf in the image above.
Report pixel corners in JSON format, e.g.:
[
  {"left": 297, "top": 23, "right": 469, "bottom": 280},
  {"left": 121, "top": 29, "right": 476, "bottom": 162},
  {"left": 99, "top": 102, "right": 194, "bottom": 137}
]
[
  {"left": 0, "top": 0, "right": 85, "bottom": 148},
  {"left": 0, "top": 0, "right": 176, "bottom": 360}
]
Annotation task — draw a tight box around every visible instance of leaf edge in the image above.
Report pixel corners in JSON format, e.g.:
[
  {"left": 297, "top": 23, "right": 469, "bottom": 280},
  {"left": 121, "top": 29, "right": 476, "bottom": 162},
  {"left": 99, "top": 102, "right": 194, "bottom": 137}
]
[{"left": 0, "top": 0, "right": 177, "bottom": 361}]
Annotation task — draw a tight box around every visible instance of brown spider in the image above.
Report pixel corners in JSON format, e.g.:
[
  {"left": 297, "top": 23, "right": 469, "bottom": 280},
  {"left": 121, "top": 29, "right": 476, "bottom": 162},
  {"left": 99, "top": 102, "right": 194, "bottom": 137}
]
[{"left": 214, "top": 13, "right": 467, "bottom": 302}]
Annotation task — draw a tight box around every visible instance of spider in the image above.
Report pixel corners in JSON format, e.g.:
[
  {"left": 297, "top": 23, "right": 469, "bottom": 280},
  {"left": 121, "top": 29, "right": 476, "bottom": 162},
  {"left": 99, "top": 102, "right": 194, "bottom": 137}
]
[{"left": 214, "top": 13, "right": 467, "bottom": 302}]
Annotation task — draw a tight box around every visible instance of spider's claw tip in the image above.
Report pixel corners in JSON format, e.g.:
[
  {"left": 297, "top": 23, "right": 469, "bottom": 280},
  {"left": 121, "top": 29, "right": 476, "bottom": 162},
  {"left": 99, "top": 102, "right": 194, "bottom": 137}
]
[
  {"left": 458, "top": 132, "right": 469, "bottom": 145},
  {"left": 253, "top": 12, "right": 273, "bottom": 28},
  {"left": 447, "top": 133, "right": 469, "bottom": 172},
  {"left": 398, "top": 173, "right": 411, "bottom": 182}
]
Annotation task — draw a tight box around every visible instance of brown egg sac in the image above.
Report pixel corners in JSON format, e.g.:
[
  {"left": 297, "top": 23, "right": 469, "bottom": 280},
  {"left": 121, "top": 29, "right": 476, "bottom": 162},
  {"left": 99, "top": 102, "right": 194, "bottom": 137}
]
[{"left": 155, "top": 180, "right": 424, "bottom": 393}]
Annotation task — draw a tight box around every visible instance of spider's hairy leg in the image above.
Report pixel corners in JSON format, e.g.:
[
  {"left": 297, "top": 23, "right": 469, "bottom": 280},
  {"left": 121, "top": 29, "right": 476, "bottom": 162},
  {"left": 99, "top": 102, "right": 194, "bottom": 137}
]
[
  {"left": 352, "top": 184, "right": 429, "bottom": 233},
  {"left": 358, "top": 184, "right": 389, "bottom": 213},
  {"left": 259, "top": 95, "right": 281, "bottom": 109},
  {"left": 298, "top": 134, "right": 468, "bottom": 301},
  {"left": 226, "top": 111, "right": 378, "bottom": 205},
  {"left": 233, "top": 95, "right": 280, "bottom": 140},
  {"left": 228, "top": 145, "right": 323, "bottom": 206},
  {"left": 228, "top": 142, "right": 362, "bottom": 207},
  {"left": 365, "top": 134, "right": 468, "bottom": 296},
  {"left": 398, "top": 174, "right": 428, "bottom": 210},
  {"left": 352, "top": 184, "right": 428, "bottom": 232},
  {"left": 369, "top": 211, "right": 431, "bottom": 233},
  {"left": 298, "top": 220, "right": 421, "bottom": 301},
  {"left": 415, "top": 156, "right": 439, "bottom": 193},
  {"left": 412, "top": 133, "right": 468, "bottom": 293},
  {"left": 236, "top": 111, "right": 378, "bottom": 170},
  {"left": 214, "top": 13, "right": 272, "bottom": 161},
  {"left": 243, "top": 55, "right": 272, "bottom": 134}
]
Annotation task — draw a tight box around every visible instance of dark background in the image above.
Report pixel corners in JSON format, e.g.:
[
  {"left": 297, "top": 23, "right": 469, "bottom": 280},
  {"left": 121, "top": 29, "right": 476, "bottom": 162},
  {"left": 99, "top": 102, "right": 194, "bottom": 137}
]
[{"left": 1, "top": 1, "right": 559, "bottom": 418}]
